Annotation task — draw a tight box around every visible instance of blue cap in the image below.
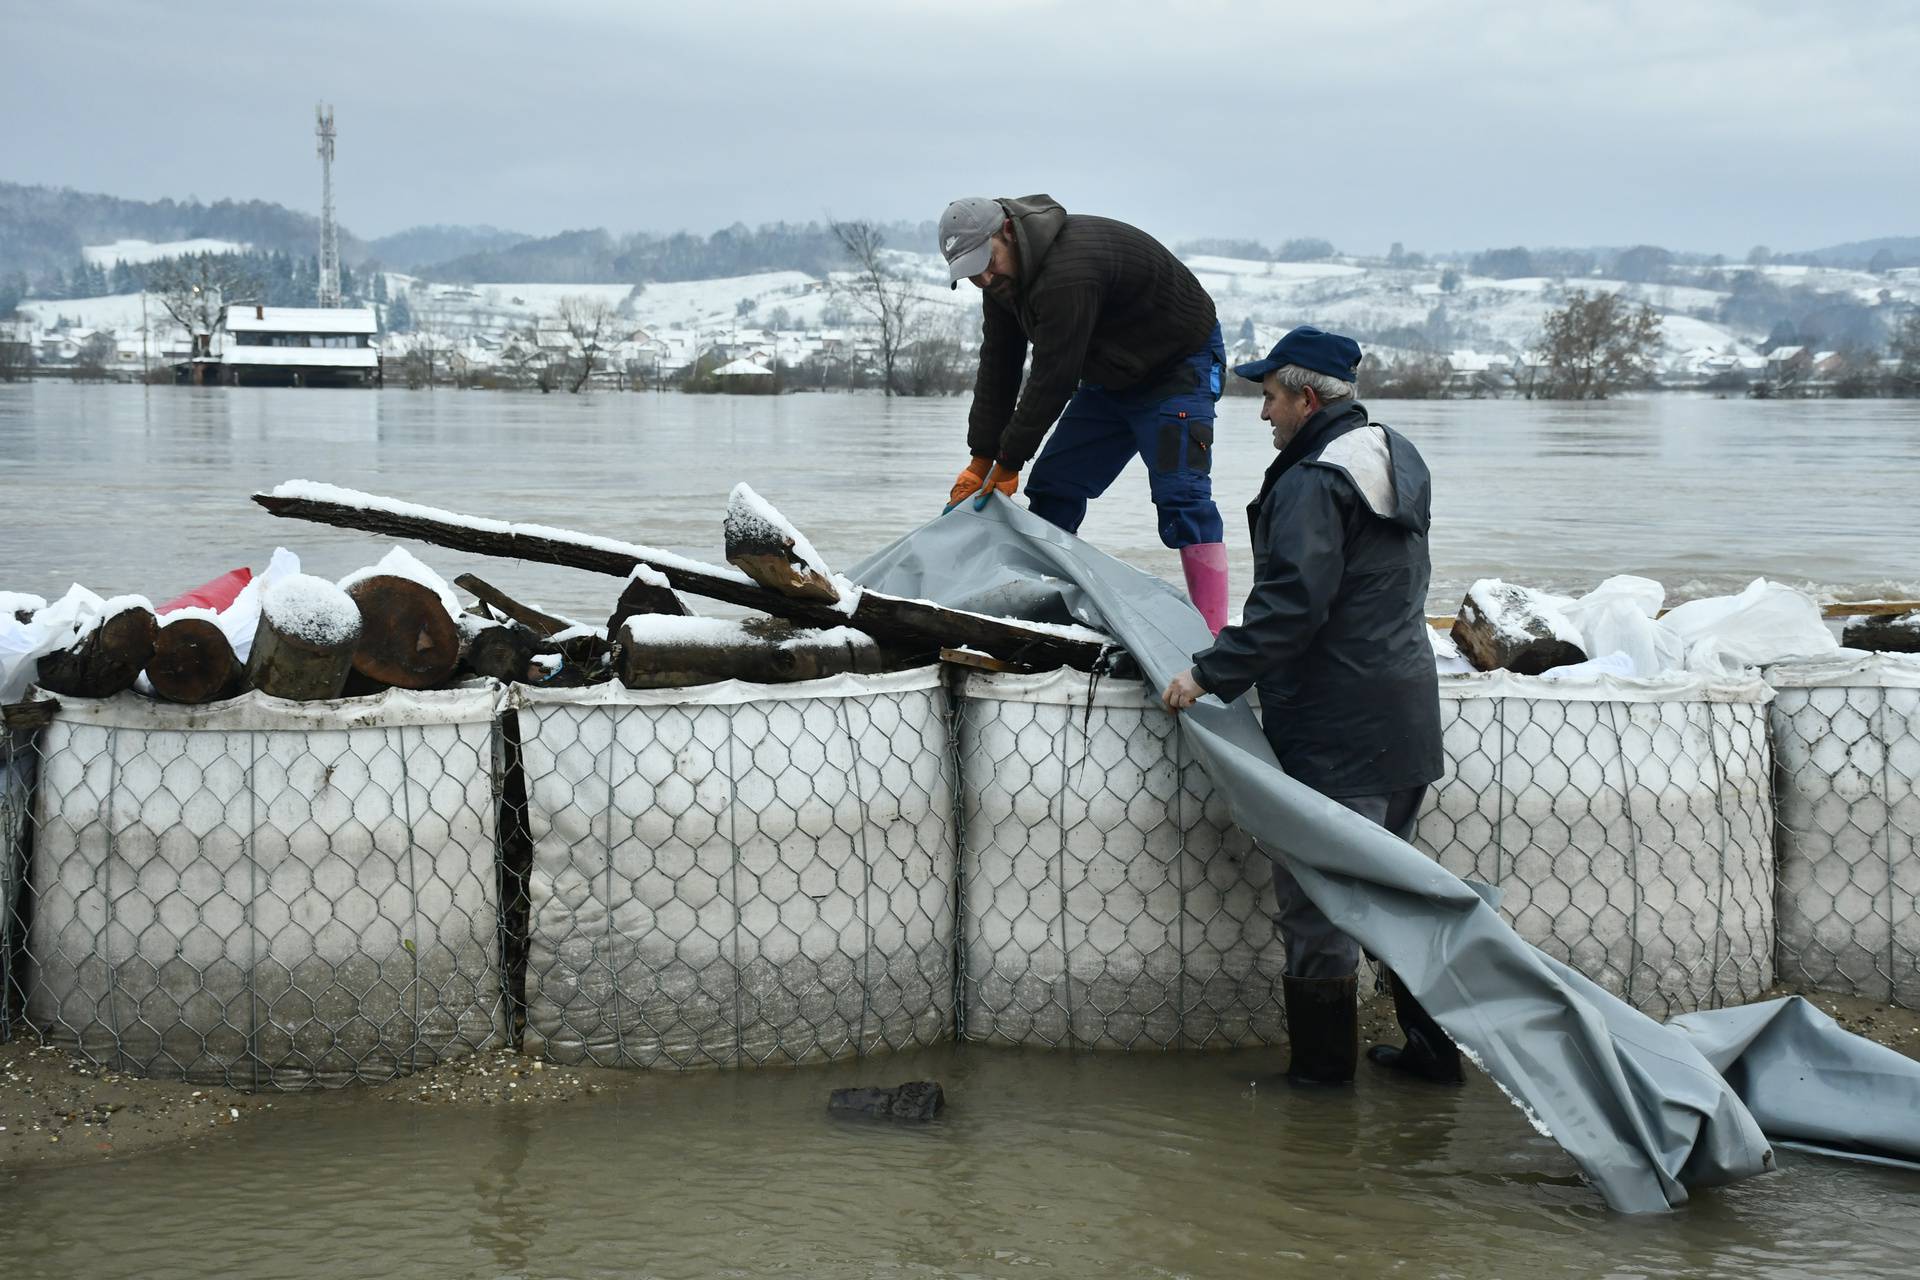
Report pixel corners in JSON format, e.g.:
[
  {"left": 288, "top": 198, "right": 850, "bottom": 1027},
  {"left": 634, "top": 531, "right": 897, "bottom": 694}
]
[{"left": 1232, "top": 325, "right": 1363, "bottom": 384}]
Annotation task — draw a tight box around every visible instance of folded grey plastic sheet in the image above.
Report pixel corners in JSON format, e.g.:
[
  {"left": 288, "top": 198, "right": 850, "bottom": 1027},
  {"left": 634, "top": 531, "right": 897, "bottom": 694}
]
[{"left": 850, "top": 498, "right": 1917, "bottom": 1212}]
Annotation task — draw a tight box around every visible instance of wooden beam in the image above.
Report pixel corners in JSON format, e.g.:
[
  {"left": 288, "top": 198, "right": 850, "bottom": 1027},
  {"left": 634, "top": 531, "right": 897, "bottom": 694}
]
[
  {"left": 253, "top": 484, "right": 1113, "bottom": 671},
  {"left": 453, "top": 573, "right": 575, "bottom": 638}
]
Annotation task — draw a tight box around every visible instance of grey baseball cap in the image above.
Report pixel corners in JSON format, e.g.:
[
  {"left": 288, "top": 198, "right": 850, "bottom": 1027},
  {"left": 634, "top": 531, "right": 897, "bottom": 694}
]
[{"left": 939, "top": 197, "right": 1004, "bottom": 288}]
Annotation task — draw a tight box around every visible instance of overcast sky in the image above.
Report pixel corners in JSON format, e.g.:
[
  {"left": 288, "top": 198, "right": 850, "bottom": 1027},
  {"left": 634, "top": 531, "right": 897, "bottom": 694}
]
[{"left": 8, "top": 0, "right": 1918, "bottom": 255}]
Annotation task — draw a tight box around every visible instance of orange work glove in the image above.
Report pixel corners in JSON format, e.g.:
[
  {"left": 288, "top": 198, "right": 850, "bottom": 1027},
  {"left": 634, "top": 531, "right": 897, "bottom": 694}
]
[{"left": 947, "top": 457, "right": 1019, "bottom": 509}]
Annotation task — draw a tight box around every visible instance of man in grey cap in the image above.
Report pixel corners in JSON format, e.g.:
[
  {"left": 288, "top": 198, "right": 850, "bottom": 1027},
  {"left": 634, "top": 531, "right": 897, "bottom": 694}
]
[{"left": 939, "top": 195, "right": 1231, "bottom": 633}]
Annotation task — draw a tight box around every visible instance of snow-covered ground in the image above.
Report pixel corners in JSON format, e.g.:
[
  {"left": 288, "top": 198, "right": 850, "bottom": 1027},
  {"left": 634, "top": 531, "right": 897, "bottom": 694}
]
[
  {"left": 24, "top": 247, "right": 1920, "bottom": 384},
  {"left": 81, "top": 238, "right": 248, "bottom": 266}
]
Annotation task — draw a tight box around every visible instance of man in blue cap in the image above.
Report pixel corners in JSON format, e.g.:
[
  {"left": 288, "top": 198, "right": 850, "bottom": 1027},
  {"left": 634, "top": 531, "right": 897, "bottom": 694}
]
[{"left": 1160, "top": 326, "right": 1455, "bottom": 1088}]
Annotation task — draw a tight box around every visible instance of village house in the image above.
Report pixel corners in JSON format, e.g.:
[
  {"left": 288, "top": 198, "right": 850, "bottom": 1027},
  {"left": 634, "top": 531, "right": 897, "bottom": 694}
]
[{"left": 201, "top": 303, "right": 381, "bottom": 387}]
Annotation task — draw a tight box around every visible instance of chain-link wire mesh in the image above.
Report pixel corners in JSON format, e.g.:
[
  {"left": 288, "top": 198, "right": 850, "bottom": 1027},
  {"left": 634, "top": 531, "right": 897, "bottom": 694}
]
[
  {"left": 2, "top": 725, "right": 33, "bottom": 1039},
  {"left": 1415, "top": 676, "right": 1776, "bottom": 1018},
  {"left": 5, "top": 689, "right": 506, "bottom": 1089},
  {"left": 1768, "top": 656, "right": 1920, "bottom": 1009},
  {"left": 955, "top": 669, "right": 1288, "bottom": 1050},
  {"left": 512, "top": 669, "right": 956, "bottom": 1069}
]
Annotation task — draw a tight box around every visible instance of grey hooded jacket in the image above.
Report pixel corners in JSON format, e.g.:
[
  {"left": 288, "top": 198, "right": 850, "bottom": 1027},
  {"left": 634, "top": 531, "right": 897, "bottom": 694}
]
[
  {"left": 966, "top": 195, "right": 1218, "bottom": 471},
  {"left": 1190, "top": 399, "right": 1443, "bottom": 797}
]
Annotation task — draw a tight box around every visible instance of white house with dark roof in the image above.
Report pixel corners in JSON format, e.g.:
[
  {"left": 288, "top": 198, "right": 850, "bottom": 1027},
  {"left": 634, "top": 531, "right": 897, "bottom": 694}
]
[{"left": 210, "top": 304, "right": 381, "bottom": 386}]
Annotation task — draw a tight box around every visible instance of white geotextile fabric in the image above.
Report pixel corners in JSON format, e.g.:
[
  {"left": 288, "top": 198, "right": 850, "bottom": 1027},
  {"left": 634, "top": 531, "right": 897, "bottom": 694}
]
[
  {"left": 517, "top": 668, "right": 956, "bottom": 1068},
  {"left": 1421, "top": 676, "right": 1775, "bottom": 1014},
  {"left": 1766, "top": 655, "right": 1920, "bottom": 1007},
  {"left": 957, "top": 669, "right": 1286, "bottom": 1049},
  {"left": 509, "top": 665, "right": 940, "bottom": 711},
  {"left": 25, "top": 687, "right": 506, "bottom": 1088},
  {"left": 1437, "top": 668, "right": 1773, "bottom": 705}
]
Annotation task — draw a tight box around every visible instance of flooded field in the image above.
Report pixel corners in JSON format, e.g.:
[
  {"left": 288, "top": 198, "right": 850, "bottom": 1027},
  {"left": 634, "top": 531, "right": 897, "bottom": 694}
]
[{"left": 2, "top": 383, "right": 1917, "bottom": 618}]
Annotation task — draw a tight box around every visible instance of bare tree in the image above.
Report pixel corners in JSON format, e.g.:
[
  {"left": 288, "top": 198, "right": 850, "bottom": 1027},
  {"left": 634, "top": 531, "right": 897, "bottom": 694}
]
[
  {"left": 558, "top": 294, "right": 630, "bottom": 393},
  {"left": 1537, "top": 291, "right": 1663, "bottom": 399},
  {"left": 831, "top": 220, "right": 925, "bottom": 396},
  {"left": 0, "top": 321, "right": 32, "bottom": 382},
  {"left": 147, "top": 254, "right": 260, "bottom": 358},
  {"left": 1892, "top": 312, "right": 1920, "bottom": 397}
]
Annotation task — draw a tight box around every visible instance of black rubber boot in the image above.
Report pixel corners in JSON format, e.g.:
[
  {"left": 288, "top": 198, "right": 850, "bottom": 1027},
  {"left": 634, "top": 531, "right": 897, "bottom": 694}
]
[
  {"left": 1367, "top": 970, "right": 1464, "bottom": 1085},
  {"left": 1282, "top": 974, "right": 1358, "bottom": 1086}
]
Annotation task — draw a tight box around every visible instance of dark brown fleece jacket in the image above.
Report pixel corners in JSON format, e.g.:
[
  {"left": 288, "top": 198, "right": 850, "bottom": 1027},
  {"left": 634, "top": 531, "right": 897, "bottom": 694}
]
[{"left": 966, "top": 194, "right": 1217, "bottom": 470}]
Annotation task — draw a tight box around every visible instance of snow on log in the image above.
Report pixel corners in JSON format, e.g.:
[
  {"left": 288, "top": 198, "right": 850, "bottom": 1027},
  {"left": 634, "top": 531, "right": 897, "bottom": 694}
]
[
  {"left": 147, "top": 616, "right": 243, "bottom": 704},
  {"left": 35, "top": 603, "right": 157, "bottom": 699},
  {"left": 1450, "top": 579, "right": 1588, "bottom": 675},
  {"left": 1, "top": 591, "right": 46, "bottom": 624},
  {"left": 245, "top": 574, "right": 361, "bottom": 701},
  {"left": 724, "top": 483, "right": 840, "bottom": 604},
  {"left": 341, "top": 573, "right": 461, "bottom": 690},
  {"left": 254, "top": 481, "right": 1112, "bottom": 671},
  {"left": 616, "top": 615, "right": 884, "bottom": 689},
  {"left": 1842, "top": 610, "right": 1920, "bottom": 653},
  {"left": 607, "top": 564, "right": 690, "bottom": 641}
]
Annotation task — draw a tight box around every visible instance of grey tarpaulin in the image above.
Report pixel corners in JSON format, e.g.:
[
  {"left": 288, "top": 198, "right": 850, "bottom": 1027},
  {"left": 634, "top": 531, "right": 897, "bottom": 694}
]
[
  {"left": 1670, "top": 996, "right": 1920, "bottom": 1171},
  {"left": 850, "top": 497, "right": 1916, "bottom": 1213}
]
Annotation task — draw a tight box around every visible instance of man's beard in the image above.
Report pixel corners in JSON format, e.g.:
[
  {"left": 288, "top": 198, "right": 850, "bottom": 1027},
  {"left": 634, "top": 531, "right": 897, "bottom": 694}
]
[{"left": 985, "top": 276, "right": 1017, "bottom": 304}]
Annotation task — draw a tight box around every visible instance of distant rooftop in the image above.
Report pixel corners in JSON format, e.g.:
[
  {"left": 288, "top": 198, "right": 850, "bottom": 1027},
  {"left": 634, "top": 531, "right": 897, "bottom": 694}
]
[{"left": 224, "top": 305, "right": 378, "bottom": 335}]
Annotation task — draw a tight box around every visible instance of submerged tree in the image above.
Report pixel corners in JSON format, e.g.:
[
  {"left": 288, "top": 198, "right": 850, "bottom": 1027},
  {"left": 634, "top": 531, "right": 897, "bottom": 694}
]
[
  {"left": 1537, "top": 291, "right": 1663, "bottom": 399},
  {"left": 830, "top": 219, "right": 925, "bottom": 397},
  {"left": 558, "top": 294, "right": 631, "bottom": 393},
  {"left": 147, "top": 254, "right": 261, "bottom": 358},
  {"left": 1891, "top": 312, "right": 1920, "bottom": 397}
]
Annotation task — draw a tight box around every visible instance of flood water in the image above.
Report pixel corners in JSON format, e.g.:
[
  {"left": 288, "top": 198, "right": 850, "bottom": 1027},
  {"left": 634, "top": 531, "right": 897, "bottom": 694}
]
[
  {"left": 2, "top": 383, "right": 1917, "bottom": 617},
  {"left": 4, "top": 383, "right": 1920, "bottom": 1277},
  {"left": 5, "top": 1045, "right": 1920, "bottom": 1279}
]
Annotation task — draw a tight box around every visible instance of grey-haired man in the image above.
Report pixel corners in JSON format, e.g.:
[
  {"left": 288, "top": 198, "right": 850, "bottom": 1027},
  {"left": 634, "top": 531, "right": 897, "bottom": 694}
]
[{"left": 1162, "top": 326, "right": 1457, "bottom": 1088}]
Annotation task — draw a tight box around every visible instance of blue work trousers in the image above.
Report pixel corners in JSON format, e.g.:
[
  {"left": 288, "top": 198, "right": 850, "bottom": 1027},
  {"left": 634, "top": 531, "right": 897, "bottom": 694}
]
[{"left": 1025, "top": 325, "right": 1226, "bottom": 549}]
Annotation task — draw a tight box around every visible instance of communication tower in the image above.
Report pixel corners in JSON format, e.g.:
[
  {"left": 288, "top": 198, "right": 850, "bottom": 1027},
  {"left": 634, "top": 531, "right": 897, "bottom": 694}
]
[{"left": 316, "top": 104, "right": 341, "bottom": 308}]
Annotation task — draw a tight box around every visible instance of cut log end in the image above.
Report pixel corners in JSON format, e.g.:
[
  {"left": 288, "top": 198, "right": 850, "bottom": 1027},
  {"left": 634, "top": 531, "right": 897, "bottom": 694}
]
[
  {"left": 344, "top": 574, "right": 461, "bottom": 690},
  {"left": 1841, "top": 613, "right": 1920, "bottom": 654},
  {"left": 1451, "top": 583, "right": 1587, "bottom": 675},
  {"left": 727, "top": 550, "right": 841, "bottom": 604},
  {"left": 148, "top": 618, "right": 243, "bottom": 704},
  {"left": 35, "top": 607, "right": 158, "bottom": 699}
]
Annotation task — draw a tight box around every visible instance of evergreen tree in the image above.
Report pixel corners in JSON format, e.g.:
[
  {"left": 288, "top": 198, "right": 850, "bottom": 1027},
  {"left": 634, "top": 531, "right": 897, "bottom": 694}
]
[
  {"left": 110, "top": 261, "right": 138, "bottom": 294},
  {"left": 373, "top": 272, "right": 389, "bottom": 304},
  {"left": 1237, "top": 316, "right": 1255, "bottom": 344},
  {"left": 387, "top": 291, "right": 413, "bottom": 333}
]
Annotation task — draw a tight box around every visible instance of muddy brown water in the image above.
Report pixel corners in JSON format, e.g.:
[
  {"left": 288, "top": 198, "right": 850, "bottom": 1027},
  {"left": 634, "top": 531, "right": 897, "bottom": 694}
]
[
  {"left": 4, "top": 1043, "right": 1920, "bottom": 1279},
  {"left": 2, "top": 383, "right": 1917, "bottom": 617},
  {"left": 5, "top": 384, "right": 1920, "bottom": 1275}
]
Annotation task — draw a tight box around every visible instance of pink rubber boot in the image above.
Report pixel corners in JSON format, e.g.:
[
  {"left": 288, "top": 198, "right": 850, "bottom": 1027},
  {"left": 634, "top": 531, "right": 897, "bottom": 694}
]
[{"left": 1179, "top": 542, "right": 1230, "bottom": 635}]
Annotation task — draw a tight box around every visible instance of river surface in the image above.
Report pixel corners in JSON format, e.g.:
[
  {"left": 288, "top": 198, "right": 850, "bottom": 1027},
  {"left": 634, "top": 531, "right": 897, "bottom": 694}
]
[
  {"left": 2, "top": 383, "right": 1917, "bottom": 617},
  {"left": 4, "top": 1044, "right": 1919, "bottom": 1280},
  {"left": 4, "top": 384, "right": 1920, "bottom": 1277}
]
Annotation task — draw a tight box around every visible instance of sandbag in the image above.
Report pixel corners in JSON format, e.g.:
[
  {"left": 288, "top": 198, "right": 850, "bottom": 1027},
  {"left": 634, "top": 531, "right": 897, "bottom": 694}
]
[
  {"left": 1766, "top": 654, "right": 1920, "bottom": 1009},
  {"left": 516, "top": 668, "right": 955, "bottom": 1068},
  {"left": 1418, "top": 670, "right": 1776, "bottom": 1015},
  {"left": 956, "top": 668, "right": 1285, "bottom": 1049},
  {"left": 24, "top": 686, "right": 507, "bottom": 1088}
]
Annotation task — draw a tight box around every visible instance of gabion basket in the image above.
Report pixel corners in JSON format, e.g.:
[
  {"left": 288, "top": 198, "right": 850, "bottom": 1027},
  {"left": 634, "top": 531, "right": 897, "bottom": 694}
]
[
  {"left": 1416, "top": 670, "right": 1776, "bottom": 1017},
  {"left": 514, "top": 668, "right": 956, "bottom": 1069},
  {"left": 956, "top": 668, "right": 1287, "bottom": 1050},
  {"left": 1767, "top": 654, "right": 1920, "bottom": 1009},
  {"left": 20, "top": 685, "right": 508, "bottom": 1088}
]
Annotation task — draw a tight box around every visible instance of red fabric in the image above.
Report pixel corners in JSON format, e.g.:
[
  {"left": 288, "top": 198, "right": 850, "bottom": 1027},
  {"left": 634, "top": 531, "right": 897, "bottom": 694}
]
[{"left": 157, "top": 567, "right": 253, "bottom": 615}]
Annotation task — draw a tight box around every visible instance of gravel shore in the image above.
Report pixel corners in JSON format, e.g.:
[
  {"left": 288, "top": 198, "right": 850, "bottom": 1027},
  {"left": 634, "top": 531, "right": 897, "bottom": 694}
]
[{"left": 4, "top": 985, "right": 1914, "bottom": 1174}]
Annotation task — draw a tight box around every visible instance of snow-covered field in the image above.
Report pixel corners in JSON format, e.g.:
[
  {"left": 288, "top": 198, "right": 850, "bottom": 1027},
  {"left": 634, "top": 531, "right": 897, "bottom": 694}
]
[
  {"left": 33, "top": 247, "right": 1920, "bottom": 380},
  {"left": 81, "top": 238, "right": 248, "bottom": 266}
]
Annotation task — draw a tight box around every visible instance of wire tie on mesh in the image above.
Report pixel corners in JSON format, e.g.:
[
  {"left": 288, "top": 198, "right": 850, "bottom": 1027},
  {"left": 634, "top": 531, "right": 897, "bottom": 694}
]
[
  {"left": 1703, "top": 703, "right": 1735, "bottom": 1007},
  {"left": 397, "top": 723, "right": 426, "bottom": 1074},
  {"left": 724, "top": 703, "right": 745, "bottom": 1069}
]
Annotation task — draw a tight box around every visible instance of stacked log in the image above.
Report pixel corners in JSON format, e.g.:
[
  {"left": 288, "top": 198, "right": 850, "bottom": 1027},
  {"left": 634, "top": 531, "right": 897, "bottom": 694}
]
[
  {"left": 245, "top": 574, "right": 362, "bottom": 701},
  {"left": 35, "top": 604, "right": 157, "bottom": 699},
  {"left": 148, "top": 616, "right": 243, "bottom": 704},
  {"left": 1451, "top": 579, "right": 1587, "bottom": 675}
]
